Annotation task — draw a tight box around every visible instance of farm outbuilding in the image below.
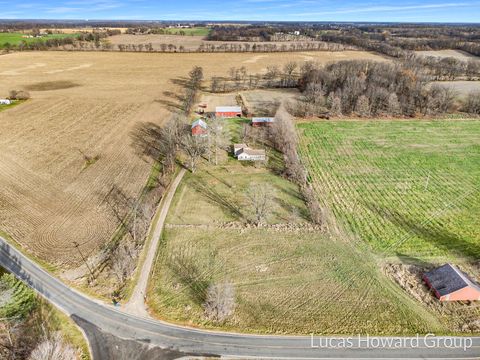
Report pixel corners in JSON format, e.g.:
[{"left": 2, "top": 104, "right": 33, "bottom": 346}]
[
  {"left": 423, "top": 264, "right": 480, "bottom": 301},
  {"left": 0, "top": 99, "right": 11, "bottom": 105},
  {"left": 191, "top": 119, "right": 208, "bottom": 137},
  {"left": 252, "top": 117, "right": 275, "bottom": 127},
  {"left": 216, "top": 106, "right": 242, "bottom": 118},
  {"left": 234, "top": 144, "right": 266, "bottom": 161},
  {"left": 234, "top": 144, "right": 248, "bottom": 157}
]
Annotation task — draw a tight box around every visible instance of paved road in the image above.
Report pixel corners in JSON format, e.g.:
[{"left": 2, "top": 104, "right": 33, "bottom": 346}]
[
  {"left": 124, "top": 168, "right": 186, "bottom": 317},
  {"left": 1, "top": 237, "right": 479, "bottom": 359}
]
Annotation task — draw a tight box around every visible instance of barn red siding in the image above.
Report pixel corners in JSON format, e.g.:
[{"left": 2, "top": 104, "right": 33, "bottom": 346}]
[
  {"left": 192, "top": 126, "right": 207, "bottom": 136},
  {"left": 444, "top": 287, "right": 480, "bottom": 301},
  {"left": 216, "top": 111, "right": 242, "bottom": 118}
]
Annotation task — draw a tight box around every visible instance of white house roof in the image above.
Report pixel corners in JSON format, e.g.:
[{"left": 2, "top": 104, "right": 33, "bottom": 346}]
[
  {"left": 238, "top": 148, "right": 266, "bottom": 156},
  {"left": 191, "top": 119, "right": 207, "bottom": 129},
  {"left": 216, "top": 106, "right": 242, "bottom": 113}
]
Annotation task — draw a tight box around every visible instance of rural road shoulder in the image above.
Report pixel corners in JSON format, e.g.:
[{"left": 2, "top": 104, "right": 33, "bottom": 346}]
[
  {"left": 124, "top": 167, "right": 186, "bottom": 317},
  {"left": 1, "top": 167, "right": 480, "bottom": 359},
  {"left": 1, "top": 236, "right": 479, "bottom": 359}
]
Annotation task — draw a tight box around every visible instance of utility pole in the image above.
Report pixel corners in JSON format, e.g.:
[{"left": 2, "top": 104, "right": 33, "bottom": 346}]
[
  {"left": 424, "top": 173, "right": 431, "bottom": 191},
  {"left": 73, "top": 241, "right": 94, "bottom": 281}
]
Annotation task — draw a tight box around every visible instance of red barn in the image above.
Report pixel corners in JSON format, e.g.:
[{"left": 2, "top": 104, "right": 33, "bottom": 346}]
[
  {"left": 216, "top": 106, "right": 242, "bottom": 118},
  {"left": 191, "top": 119, "right": 208, "bottom": 137},
  {"left": 423, "top": 264, "right": 480, "bottom": 301}
]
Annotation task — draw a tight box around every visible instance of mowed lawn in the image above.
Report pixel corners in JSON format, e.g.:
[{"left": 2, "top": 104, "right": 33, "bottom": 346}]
[
  {"left": 298, "top": 120, "right": 480, "bottom": 262},
  {"left": 147, "top": 118, "right": 446, "bottom": 335}
]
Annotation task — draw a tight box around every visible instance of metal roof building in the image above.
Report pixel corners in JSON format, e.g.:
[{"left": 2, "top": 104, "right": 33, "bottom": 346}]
[{"left": 423, "top": 263, "right": 480, "bottom": 301}]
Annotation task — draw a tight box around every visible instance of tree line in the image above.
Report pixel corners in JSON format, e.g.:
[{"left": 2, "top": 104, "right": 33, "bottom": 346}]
[{"left": 296, "top": 60, "right": 480, "bottom": 118}]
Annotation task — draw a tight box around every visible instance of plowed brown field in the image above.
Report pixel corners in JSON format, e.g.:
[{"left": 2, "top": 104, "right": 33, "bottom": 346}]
[{"left": 0, "top": 50, "right": 384, "bottom": 267}]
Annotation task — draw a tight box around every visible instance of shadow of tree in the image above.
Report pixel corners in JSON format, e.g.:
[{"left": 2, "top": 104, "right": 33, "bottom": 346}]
[
  {"left": 275, "top": 196, "right": 309, "bottom": 222},
  {"left": 364, "top": 202, "right": 480, "bottom": 260},
  {"left": 205, "top": 170, "right": 233, "bottom": 189},
  {"left": 394, "top": 253, "right": 434, "bottom": 269},
  {"left": 166, "top": 248, "right": 214, "bottom": 305},
  {"left": 130, "top": 122, "right": 164, "bottom": 162},
  {"left": 190, "top": 181, "right": 243, "bottom": 220},
  {"left": 154, "top": 98, "right": 184, "bottom": 112},
  {"left": 0, "top": 239, "right": 47, "bottom": 299}
]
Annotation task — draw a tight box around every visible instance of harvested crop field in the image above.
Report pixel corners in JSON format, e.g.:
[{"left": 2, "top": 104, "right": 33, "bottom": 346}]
[
  {"left": 298, "top": 120, "right": 480, "bottom": 262},
  {"left": 0, "top": 50, "right": 384, "bottom": 267}
]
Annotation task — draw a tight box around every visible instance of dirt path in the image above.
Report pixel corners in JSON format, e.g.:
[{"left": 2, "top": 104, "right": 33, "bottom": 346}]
[{"left": 123, "top": 168, "right": 186, "bottom": 317}]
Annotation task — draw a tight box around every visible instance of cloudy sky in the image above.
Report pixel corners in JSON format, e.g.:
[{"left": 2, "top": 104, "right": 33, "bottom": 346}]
[{"left": 1, "top": 0, "right": 479, "bottom": 22}]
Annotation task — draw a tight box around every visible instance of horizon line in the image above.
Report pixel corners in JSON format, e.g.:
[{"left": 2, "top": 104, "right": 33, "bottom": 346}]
[{"left": 1, "top": 18, "right": 480, "bottom": 25}]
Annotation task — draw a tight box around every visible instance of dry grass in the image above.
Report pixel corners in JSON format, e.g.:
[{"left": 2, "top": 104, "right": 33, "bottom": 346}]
[
  {"left": 197, "top": 93, "right": 237, "bottom": 113},
  {"left": 430, "top": 81, "right": 480, "bottom": 98},
  {"left": 240, "top": 89, "right": 300, "bottom": 116},
  {"left": 415, "top": 50, "right": 478, "bottom": 60},
  {"left": 0, "top": 50, "right": 383, "bottom": 267},
  {"left": 384, "top": 262, "right": 480, "bottom": 333}
]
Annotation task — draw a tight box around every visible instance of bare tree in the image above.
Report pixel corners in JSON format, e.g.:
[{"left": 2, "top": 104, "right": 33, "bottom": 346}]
[
  {"left": 427, "top": 85, "right": 457, "bottom": 115},
  {"left": 211, "top": 77, "right": 221, "bottom": 92},
  {"left": 29, "top": 333, "right": 77, "bottom": 360},
  {"left": 387, "top": 93, "right": 402, "bottom": 116},
  {"left": 355, "top": 95, "right": 371, "bottom": 117},
  {"left": 283, "top": 61, "right": 298, "bottom": 87},
  {"left": 265, "top": 65, "right": 280, "bottom": 86},
  {"left": 302, "top": 185, "right": 326, "bottom": 227},
  {"left": 181, "top": 134, "right": 208, "bottom": 173},
  {"left": 244, "top": 183, "right": 275, "bottom": 225},
  {"left": 463, "top": 90, "right": 480, "bottom": 114},
  {"left": 111, "top": 240, "right": 137, "bottom": 285},
  {"left": 204, "top": 281, "right": 235, "bottom": 322},
  {"left": 328, "top": 93, "right": 342, "bottom": 117},
  {"left": 183, "top": 66, "right": 204, "bottom": 114},
  {"left": 159, "top": 115, "right": 185, "bottom": 173},
  {"left": 208, "top": 116, "right": 230, "bottom": 165}
]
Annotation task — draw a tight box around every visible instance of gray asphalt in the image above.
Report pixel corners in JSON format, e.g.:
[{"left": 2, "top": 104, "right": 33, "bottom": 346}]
[{"left": 0, "top": 236, "right": 479, "bottom": 359}]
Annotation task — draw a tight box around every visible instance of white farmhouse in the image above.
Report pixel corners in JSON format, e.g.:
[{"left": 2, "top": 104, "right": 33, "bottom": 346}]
[
  {"left": 0, "top": 99, "right": 11, "bottom": 105},
  {"left": 237, "top": 148, "right": 266, "bottom": 161},
  {"left": 234, "top": 144, "right": 248, "bottom": 157}
]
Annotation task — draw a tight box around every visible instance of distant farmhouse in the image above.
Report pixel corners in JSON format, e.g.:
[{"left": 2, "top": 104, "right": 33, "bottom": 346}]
[
  {"left": 0, "top": 99, "right": 11, "bottom": 105},
  {"left": 423, "top": 264, "right": 480, "bottom": 301},
  {"left": 216, "top": 106, "right": 242, "bottom": 118},
  {"left": 234, "top": 144, "right": 266, "bottom": 161},
  {"left": 252, "top": 117, "right": 275, "bottom": 127},
  {"left": 191, "top": 119, "right": 208, "bottom": 137}
]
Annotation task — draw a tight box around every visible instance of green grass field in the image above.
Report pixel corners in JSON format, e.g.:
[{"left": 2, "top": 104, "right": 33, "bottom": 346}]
[
  {"left": 0, "top": 32, "right": 78, "bottom": 48},
  {"left": 0, "top": 100, "right": 26, "bottom": 113},
  {"left": 148, "top": 226, "right": 444, "bottom": 335},
  {"left": 298, "top": 120, "right": 480, "bottom": 261}
]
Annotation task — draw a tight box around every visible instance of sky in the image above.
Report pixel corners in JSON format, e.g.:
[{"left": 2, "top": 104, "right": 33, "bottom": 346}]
[{"left": 1, "top": 0, "right": 480, "bottom": 23}]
